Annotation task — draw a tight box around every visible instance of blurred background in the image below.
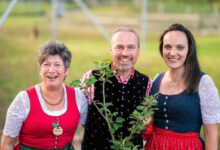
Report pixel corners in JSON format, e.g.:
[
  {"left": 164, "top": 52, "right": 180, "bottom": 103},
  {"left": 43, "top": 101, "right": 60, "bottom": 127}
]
[{"left": 0, "top": 0, "right": 220, "bottom": 149}]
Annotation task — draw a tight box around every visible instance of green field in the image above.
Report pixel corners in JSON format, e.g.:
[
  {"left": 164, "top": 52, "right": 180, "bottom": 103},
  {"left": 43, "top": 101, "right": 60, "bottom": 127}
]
[{"left": 0, "top": 1, "right": 220, "bottom": 148}]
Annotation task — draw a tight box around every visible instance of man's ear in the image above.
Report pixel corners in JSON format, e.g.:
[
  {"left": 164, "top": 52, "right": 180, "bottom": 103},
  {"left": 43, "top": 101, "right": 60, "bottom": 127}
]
[
  {"left": 109, "top": 47, "right": 112, "bottom": 55},
  {"left": 137, "top": 47, "right": 140, "bottom": 56}
]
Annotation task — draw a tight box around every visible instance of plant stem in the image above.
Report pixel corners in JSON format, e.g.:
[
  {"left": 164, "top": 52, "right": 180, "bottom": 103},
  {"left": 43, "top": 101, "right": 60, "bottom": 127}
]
[
  {"left": 93, "top": 101, "right": 108, "bottom": 122},
  {"left": 85, "top": 81, "right": 115, "bottom": 141},
  {"left": 124, "top": 120, "right": 140, "bottom": 146},
  {"left": 123, "top": 99, "right": 152, "bottom": 146},
  {"left": 102, "top": 81, "right": 115, "bottom": 140},
  {"left": 85, "top": 90, "right": 108, "bottom": 124}
]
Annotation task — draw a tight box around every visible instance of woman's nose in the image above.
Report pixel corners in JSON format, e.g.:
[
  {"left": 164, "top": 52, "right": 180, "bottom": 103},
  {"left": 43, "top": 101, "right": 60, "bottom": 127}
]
[
  {"left": 48, "top": 65, "right": 55, "bottom": 72},
  {"left": 169, "top": 48, "right": 176, "bottom": 56}
]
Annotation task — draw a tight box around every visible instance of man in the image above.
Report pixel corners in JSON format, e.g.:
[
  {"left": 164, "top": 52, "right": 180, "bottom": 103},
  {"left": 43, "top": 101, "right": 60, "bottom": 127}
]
[{"left": 81, "top": 27, "right": 151, "bottom": 150}]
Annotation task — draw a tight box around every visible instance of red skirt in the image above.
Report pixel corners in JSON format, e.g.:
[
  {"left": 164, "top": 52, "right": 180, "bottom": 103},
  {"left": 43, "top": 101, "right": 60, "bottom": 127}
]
[{"left": 143, "top": 125, "right": 203, "bottom": 150}]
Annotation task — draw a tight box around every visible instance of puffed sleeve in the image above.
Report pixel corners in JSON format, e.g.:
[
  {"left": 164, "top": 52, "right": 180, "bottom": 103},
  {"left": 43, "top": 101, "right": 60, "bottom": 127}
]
[
  {"left": 199, "top": 74, "right": 220, "bottom": 124},
  {"left": 3, "top": 91, "right": 30, "bottom": 137},
  {"left": 75, "top": 88, "right": 88, "bottom": 125}
]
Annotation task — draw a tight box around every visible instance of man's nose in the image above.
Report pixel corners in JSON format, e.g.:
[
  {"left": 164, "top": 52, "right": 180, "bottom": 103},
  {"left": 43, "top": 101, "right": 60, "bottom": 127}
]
[{"left": 122, "top": 48, "right": 129, "bottom": 55}]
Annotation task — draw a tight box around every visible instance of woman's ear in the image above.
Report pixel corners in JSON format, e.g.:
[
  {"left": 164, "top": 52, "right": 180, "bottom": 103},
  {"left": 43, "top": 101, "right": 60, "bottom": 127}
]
[
  {"left": 65, "top": 67, "right": 70, "bottom": 75},
  {"left": 38, "top": 65, "right": 42, "bottom": 81},
  {"left": 63, "top": 67, "right": 70, "bottom": 81}
]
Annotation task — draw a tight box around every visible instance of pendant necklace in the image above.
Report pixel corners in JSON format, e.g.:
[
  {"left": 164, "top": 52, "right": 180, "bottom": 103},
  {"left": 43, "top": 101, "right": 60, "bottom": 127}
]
[
  {"left": 39, "top": 87, "right": 64, "bottom": 136},
  {"left": 40, "top": 87, "right": 64, "bottom": 106},
  {"left": 52, "top": 117, "right": 63, "bottom": 136}
]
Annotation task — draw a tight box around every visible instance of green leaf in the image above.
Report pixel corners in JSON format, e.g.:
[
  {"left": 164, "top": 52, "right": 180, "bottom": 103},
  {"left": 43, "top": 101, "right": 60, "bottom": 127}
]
[
  {"left": 52, "top": 123, "right": 58, "bottom": 128},
  {"left": 115, "top": 117, "right": 125, "bottom": 123},
  {"left": 70, "top": 80, "right": 81, "bottom": 88},
  {"left": 85, "top": 76, "right": 97, "bottom": 87},
  {"left": 110, "top": 140, "right": 123, "bottom": 149}
]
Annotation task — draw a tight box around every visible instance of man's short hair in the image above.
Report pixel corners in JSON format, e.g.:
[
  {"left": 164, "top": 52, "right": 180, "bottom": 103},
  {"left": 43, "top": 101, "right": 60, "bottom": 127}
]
[{"left": 111, "top": 27, "right": 140, "bottom": 48}]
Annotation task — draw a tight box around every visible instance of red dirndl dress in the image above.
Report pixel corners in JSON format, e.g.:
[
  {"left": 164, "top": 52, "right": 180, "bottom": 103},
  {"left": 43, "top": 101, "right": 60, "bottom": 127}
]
[{"left": 143, "top": 124, "right": 203, "bottom": 150}]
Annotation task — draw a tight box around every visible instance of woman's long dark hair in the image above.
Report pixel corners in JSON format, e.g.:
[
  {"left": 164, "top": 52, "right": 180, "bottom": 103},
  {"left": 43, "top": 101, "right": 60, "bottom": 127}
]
[{"left": 159, "top": 23, "right": 201, "bottom": 94}]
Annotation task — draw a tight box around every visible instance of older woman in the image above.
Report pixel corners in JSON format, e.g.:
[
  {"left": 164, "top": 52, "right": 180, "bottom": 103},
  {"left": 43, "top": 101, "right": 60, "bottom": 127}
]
[{"left": 1, "top": 41, "right": 88, "bottom": 150}]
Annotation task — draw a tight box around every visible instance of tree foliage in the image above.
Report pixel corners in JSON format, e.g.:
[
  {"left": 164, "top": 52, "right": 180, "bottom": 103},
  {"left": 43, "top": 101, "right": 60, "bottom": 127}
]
[{"left": 71, "top": 60, "right": 158, "bottom": 149}]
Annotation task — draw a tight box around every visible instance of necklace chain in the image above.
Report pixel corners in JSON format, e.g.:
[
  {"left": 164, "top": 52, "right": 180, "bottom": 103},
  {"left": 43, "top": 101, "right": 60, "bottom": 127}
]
[{"left": 40, "top": 87, "right": 64, "bottom": 106}]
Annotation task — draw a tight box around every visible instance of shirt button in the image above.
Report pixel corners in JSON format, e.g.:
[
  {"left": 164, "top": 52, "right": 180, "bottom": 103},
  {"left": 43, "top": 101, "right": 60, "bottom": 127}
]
[
  {"left": 55, "top": 141, "right": 58, "bottom": 144},
  {"left": 166, "top": 120, "right": 169, "bottom": 123},
  {"left": 165, "top": 114, "right": 168, "bottom": 118},
  {"left": 165, "top": 96, "right": 168, "bottom": 100},
  {"left": 165, "top": 126, "right": 168, "bottom": 129},
  {"left": 163, "top": 108, "right": 166, "bottom": 112},
  {"left": 164, "top": 102, "right": 167, "bottom": 105}
]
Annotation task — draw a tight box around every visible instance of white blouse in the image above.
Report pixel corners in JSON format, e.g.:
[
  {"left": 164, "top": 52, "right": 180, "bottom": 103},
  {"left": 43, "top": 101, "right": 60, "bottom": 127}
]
[
  {"left": 3, "top": 85, "right": 88, "bottom": 137},
  {"left": 199, "top": 75, "right": 220, "bottom": 124}
]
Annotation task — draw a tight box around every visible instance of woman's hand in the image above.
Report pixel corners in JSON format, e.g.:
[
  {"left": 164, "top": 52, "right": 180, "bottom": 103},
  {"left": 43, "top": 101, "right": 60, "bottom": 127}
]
[
  {"left": 0, "top": 134, "right": 17, "bottom": 150},
  {"left": 203, "top": 124, "right": 218, "bottom": 150},
  {"left": 143, "top": 115, "right": 153, "bottom": 127}
]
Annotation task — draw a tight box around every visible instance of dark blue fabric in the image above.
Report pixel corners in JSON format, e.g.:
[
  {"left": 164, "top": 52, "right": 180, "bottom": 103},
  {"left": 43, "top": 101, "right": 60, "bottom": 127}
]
[{"left": 151, "top": 73, "right": 204, "bottom": 133}]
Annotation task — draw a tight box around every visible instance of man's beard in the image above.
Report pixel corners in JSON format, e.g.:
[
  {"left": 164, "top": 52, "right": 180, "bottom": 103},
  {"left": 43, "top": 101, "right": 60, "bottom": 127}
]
[{"left": 117, "top": 63, "right": 133, "bottom": 72}]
